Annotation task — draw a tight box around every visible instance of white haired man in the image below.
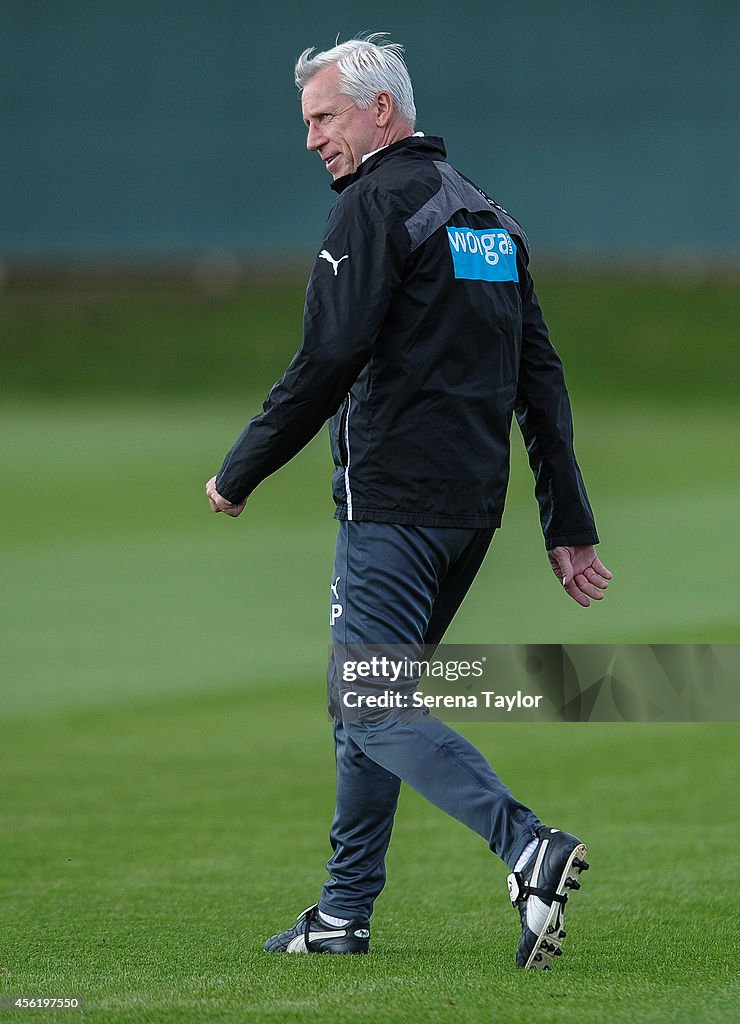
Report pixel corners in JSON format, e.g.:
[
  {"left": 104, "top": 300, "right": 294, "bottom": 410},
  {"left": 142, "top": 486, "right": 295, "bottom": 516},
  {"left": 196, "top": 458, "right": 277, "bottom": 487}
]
[{"left": 206, "top": 35, "right": 611, "bottom": 969}]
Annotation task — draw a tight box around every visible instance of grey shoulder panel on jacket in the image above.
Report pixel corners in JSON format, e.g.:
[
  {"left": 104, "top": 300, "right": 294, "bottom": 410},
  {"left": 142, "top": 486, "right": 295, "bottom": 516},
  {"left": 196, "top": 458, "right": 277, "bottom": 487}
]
[{"left": 404, "top": 161, "right": 530, "bottom": 260}]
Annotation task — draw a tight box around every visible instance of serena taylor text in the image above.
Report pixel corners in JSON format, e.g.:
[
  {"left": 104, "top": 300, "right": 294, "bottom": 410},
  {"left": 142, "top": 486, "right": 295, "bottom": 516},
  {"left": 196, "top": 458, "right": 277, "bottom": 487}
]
[{"left": 341, "top": 690, "right": 544, "bottom": 712}]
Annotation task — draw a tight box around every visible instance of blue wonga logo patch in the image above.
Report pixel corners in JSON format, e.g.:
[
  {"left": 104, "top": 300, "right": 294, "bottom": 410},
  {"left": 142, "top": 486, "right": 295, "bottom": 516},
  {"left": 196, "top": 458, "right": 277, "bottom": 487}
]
[{"left": 446, "top": 227, "right": 518, "bottom": 282}]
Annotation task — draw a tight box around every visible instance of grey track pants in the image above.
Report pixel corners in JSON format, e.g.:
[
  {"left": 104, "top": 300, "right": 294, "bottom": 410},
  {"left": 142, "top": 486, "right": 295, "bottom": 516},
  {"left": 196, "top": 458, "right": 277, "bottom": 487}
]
[{"left": 319, "top": 521, "right": 540, "bottom": 921}]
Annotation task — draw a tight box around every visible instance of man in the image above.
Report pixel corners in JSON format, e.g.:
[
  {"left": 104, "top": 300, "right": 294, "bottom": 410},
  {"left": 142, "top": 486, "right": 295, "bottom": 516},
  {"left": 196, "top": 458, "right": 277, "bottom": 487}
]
[{"left": 205, "top": 35, "right": 612, "bottom": 970}]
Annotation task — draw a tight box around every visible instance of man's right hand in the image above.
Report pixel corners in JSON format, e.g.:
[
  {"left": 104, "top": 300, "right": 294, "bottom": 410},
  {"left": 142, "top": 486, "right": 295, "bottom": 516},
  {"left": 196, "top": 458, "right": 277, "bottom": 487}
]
[
  {"left": 547, "top": 545, "right": 612, "bottom": 607},
  {"left": 205, "top": 476, "right": 247, "bottom": 518}
]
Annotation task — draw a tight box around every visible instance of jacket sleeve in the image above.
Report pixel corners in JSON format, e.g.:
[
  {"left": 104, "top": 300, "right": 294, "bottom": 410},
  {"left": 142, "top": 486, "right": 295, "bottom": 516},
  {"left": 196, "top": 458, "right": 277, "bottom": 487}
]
[
  {"left": 514, "top": 253, "right": 600, "bottom": 549},
  {"left": 215, "top": 186, "right": 408, "bottom": 504}
]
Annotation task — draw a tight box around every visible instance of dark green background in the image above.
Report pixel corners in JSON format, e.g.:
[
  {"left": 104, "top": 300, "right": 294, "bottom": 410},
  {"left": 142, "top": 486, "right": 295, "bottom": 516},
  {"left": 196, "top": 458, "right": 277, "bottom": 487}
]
[{"left": 4, "top": 1, "right": 738, "bottom": 259}]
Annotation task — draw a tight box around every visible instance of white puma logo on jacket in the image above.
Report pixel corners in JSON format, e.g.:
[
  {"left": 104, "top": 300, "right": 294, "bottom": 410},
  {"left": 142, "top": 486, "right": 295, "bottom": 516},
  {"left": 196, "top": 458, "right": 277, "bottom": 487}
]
[{"left": 318, "top": 250, "right": 349, "bottom": 276}]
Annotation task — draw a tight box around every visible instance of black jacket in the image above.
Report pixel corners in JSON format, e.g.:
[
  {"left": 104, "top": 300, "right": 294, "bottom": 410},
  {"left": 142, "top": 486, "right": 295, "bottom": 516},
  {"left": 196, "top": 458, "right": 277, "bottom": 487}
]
[{"left": 216, "top": 135, "right": 598, "bottom": 547}]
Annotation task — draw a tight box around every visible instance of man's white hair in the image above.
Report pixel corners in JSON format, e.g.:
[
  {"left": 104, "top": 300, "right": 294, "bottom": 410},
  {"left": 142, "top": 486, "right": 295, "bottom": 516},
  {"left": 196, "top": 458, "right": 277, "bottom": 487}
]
[{"left": 295, "top": 33, "right": 416, "bottom": 128}]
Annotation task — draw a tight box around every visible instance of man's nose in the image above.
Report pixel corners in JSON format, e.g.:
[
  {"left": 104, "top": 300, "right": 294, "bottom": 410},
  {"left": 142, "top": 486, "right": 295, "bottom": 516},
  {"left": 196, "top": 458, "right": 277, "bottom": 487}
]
[{"left": 306, "top": 122, "right": 326, "bottom": 152}]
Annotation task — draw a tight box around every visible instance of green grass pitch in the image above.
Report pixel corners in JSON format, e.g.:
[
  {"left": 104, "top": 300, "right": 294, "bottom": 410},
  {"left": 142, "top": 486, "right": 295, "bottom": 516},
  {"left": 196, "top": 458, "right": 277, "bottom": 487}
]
[
  {"left": 0, "top": 394, "right": 737, "bottom": 1023},
  {"left": 0, "top": 271, "right": 738, "bottom": 1022}
]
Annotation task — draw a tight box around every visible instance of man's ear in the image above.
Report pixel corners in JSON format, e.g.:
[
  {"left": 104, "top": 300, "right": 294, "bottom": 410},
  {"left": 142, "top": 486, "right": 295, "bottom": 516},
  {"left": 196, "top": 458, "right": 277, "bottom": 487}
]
[{"left": 375, "top": 90, "right": 393, "bottom": 126}]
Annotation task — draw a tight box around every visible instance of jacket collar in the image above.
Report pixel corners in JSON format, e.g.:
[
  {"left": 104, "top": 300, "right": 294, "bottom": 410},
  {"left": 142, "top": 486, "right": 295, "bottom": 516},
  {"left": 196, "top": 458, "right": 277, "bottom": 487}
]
[{"left": 330, "top": 135, "right": 447, "bottom": 193}]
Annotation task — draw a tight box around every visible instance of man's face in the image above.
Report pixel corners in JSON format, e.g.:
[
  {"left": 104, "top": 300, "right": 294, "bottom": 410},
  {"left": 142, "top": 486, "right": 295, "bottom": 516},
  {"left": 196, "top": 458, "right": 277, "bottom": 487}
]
[{"left": 301, "top": 66, "right": 383, "bottom": 180}]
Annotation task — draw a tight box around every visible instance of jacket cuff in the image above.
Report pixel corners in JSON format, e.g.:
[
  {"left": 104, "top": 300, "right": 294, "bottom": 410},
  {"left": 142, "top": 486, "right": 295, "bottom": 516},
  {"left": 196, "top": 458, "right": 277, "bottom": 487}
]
[
  {"left": 544, "top": 530, "right": 600, "bottom": 550},
  {"left": 215, "top": 472, "right": 250, "bottom": 506}
]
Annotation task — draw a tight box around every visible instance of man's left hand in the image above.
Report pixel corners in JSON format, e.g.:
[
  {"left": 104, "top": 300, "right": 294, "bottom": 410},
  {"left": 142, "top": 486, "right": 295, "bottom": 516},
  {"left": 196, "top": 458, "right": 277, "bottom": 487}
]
[
  {"left": 547, "top": 545, "right": 612, "bottom": 607},
  {"left": 205, "top": 476, "right": 247, "bottom": 517}
]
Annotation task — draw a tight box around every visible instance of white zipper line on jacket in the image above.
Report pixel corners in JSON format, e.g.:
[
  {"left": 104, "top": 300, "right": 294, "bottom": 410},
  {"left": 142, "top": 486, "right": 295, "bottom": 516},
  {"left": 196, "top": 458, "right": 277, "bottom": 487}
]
[{"left": 343, "top": 394, "right": 353, "bottom": 520}]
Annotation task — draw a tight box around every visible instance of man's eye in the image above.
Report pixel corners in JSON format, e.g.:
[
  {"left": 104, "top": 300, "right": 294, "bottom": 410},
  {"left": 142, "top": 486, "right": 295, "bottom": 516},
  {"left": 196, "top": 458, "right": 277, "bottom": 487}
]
[{"left": 320, "top": 113, "right": 333, "bottom": 123}]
